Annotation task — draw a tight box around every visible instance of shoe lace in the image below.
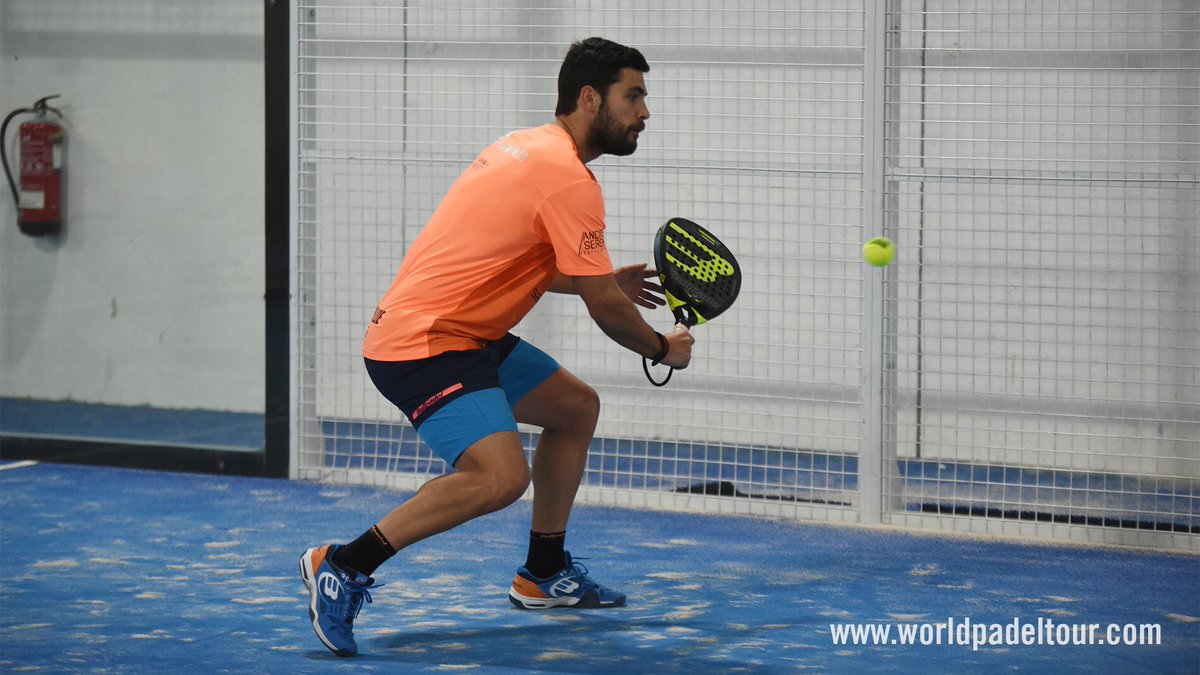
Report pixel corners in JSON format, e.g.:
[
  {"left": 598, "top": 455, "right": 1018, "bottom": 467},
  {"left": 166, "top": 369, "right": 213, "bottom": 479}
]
[
  {"left": 342, "top": 579, "right": 375, "bottom": 625},
  {"left": 566, "top": 557, "right": 604, "bottom": 590}
]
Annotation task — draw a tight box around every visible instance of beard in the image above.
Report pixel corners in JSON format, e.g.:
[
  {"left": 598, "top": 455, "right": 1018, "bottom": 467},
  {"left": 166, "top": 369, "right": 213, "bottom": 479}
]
[{"left": 588, "top": 102, "right": 642, "bottom": 157}]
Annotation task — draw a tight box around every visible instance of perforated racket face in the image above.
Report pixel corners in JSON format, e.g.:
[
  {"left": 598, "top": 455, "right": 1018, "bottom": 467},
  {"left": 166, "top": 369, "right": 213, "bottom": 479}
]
[{"left": 653, "top": 217, "right": 742, "bottom": 326}]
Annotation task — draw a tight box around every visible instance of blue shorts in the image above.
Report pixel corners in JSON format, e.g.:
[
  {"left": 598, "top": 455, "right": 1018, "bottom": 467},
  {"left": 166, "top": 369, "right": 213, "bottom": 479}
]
[{"left": 364, "top": 333, "right": 560, "bottom": 467}]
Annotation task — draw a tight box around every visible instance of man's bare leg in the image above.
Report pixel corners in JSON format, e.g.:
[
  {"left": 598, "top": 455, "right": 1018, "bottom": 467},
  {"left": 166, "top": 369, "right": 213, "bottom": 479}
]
[
  {"left": 512, "top": 368, "right": 600, "bottom": 533},
  {"left": 374, "top": 430, "right": 530, "bottom": 550}
]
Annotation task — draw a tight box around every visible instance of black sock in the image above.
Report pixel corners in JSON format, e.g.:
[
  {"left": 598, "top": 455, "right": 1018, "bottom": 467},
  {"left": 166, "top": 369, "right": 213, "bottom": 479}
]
[
  {"left": 525, "top": 530, "right": 566, "bottom": 579},
  {"left": 332, "top": 525, "right": 396, "bottom": 577}
]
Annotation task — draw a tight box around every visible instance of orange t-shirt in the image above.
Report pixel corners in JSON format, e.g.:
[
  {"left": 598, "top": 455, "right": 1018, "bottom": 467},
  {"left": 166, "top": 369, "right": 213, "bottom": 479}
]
[{"left": 363, "top": 124, "right": 614, "bottom": 361}]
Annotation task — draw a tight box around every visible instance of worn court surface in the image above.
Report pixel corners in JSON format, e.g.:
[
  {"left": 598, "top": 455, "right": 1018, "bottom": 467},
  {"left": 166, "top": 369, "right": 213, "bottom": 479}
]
[{"left": 1, "top": 462, "right": 1197, "bottom": 673}]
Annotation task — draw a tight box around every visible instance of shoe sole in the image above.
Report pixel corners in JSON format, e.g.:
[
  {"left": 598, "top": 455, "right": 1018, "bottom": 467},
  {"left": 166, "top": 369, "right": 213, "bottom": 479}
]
[
  {"left": 508, "top": 586, "right": 626, "bottom": 610},
  {"left": 299, "top": 548, "right": 355, "bottom": 657}
]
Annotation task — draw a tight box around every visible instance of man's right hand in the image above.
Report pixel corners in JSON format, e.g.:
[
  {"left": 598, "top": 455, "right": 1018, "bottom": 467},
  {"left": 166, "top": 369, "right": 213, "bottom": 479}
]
[{"left": 661, "top": 323, "right": 694, "bottom": 369}]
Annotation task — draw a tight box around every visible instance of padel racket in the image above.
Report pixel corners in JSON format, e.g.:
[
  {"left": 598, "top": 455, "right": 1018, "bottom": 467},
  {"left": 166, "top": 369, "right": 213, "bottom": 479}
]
[{"left": 643, "top": 217, "right": 742, "bottom": 386}]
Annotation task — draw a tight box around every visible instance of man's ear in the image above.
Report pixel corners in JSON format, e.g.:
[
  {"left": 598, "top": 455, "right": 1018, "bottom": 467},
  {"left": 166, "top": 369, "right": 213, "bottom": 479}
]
[{"left": 579, "top": 85, "right": 600, "bottom": 113}]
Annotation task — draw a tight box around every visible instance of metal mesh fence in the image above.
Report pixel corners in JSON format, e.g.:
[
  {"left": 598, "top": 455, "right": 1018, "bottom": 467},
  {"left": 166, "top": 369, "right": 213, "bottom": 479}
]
[
  {"left": 879, "top": 0, "right": 1198, "bottom": 546},
  {"left": 292, "top": 0, "right": 1198, "bottom": 549}
]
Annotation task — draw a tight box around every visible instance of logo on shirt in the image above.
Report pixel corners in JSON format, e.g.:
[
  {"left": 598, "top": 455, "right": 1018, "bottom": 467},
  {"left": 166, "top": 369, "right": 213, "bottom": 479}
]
[
  {"left": 493, "top": 135, "right": 529, "bottom": 163},
  {"left": 578, "top": 229, "right": 607, "bottom": 257}
]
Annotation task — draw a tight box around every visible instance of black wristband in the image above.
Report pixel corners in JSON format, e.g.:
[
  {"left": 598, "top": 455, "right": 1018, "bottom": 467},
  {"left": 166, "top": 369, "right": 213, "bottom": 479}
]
[{"left": 650, "top": 331, "right": 669, "bottom": 365}]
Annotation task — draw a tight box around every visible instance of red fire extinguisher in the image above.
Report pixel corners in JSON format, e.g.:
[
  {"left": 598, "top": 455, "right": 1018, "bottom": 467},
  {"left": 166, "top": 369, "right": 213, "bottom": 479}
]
[{"left": 2, "top": 95, "right": 65, "bottom": 236}]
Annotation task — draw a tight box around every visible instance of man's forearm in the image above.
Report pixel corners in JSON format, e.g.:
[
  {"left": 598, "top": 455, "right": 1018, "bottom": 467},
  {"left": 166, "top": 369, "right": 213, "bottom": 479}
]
[
  {"left": 588, "top": 295, "right": 663, "bottom": 359},
  {"left": 570, "top": 274, "right": 661, "bottom": 357}
]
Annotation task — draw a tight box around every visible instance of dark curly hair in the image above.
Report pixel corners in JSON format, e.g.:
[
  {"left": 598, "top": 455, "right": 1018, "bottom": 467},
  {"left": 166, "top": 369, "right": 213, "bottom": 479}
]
[{"left": 555, "top": 37, "right": 650, "bottom": 116}]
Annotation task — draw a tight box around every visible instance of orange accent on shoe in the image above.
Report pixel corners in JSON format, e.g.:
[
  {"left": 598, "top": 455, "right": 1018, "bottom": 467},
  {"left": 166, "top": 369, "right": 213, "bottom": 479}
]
[
  {"left": 310, "top": 545, "right": 330, "bottom": 570},
  {"left": 511, "top": 575, "right": 548, "bottom": 599}
]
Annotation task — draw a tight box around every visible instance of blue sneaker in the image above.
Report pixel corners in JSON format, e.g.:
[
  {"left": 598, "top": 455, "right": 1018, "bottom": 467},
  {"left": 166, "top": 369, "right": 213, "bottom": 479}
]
[
  {"left": 508, "top": 551, "right": 626, "bottom": 609},
  {"left": 299, "top": 545, "right": 375, "bottom": 656}
]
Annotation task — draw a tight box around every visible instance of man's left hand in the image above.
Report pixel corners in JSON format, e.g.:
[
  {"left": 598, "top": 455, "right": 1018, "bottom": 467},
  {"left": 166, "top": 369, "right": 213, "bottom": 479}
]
[{"left": 615, "top": 263, "right": 666, "bottom": 310}]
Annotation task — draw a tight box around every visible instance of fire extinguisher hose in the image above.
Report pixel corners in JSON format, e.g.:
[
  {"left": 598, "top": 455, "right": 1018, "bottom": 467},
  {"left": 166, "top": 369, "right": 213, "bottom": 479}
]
[{"left": 1, "top": 107, "right": 35, "bottom": 215}]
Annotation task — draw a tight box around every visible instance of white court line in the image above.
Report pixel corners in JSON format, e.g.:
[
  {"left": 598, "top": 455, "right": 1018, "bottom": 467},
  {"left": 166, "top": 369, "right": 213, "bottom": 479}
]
[{"left": 0, "top": 460, "right": 39, "bottom": 471}]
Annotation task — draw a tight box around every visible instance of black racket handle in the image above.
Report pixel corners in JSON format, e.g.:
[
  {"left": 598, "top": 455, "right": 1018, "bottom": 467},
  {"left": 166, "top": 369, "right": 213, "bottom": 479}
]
[{"left": 673, "top": 306, "right": 699, "bottom": 328}]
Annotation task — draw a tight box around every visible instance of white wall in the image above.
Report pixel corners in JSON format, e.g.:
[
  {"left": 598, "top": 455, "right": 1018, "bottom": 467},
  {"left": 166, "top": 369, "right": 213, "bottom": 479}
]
[{"left": 0, "top": 1, "right": 264, "bottom": 412}]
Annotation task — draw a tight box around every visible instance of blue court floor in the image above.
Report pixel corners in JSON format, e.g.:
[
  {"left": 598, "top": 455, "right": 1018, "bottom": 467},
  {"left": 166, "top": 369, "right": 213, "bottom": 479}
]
[{"left": 1, "top": 462, "right": 1197, "bottom": 673}]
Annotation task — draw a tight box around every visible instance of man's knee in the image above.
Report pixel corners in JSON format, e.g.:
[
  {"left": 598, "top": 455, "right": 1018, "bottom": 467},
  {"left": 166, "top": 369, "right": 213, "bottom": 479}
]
[
  {"left": 513, "top": 370, "right": 601, "bottom": 432},
  {"left": 542, "top": 382, "right": 599, "bottom": 437},
  {"left": 551, "top": 381, "right": 599, "bottom": 428},
  {"left": 575, "top": 383, "right": 601, "bottom": 423},
  {"left": 485, "top": 466, "right": 531, "bottom": 512},
  {"left": 453, "top": 432, "right": 531, "bottom": 511}
]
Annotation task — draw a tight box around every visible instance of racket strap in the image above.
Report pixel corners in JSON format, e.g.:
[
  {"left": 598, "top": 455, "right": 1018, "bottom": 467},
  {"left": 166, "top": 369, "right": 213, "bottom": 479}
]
[{"left": 642, "top": 357, "right": 673, "bottom": 387}]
